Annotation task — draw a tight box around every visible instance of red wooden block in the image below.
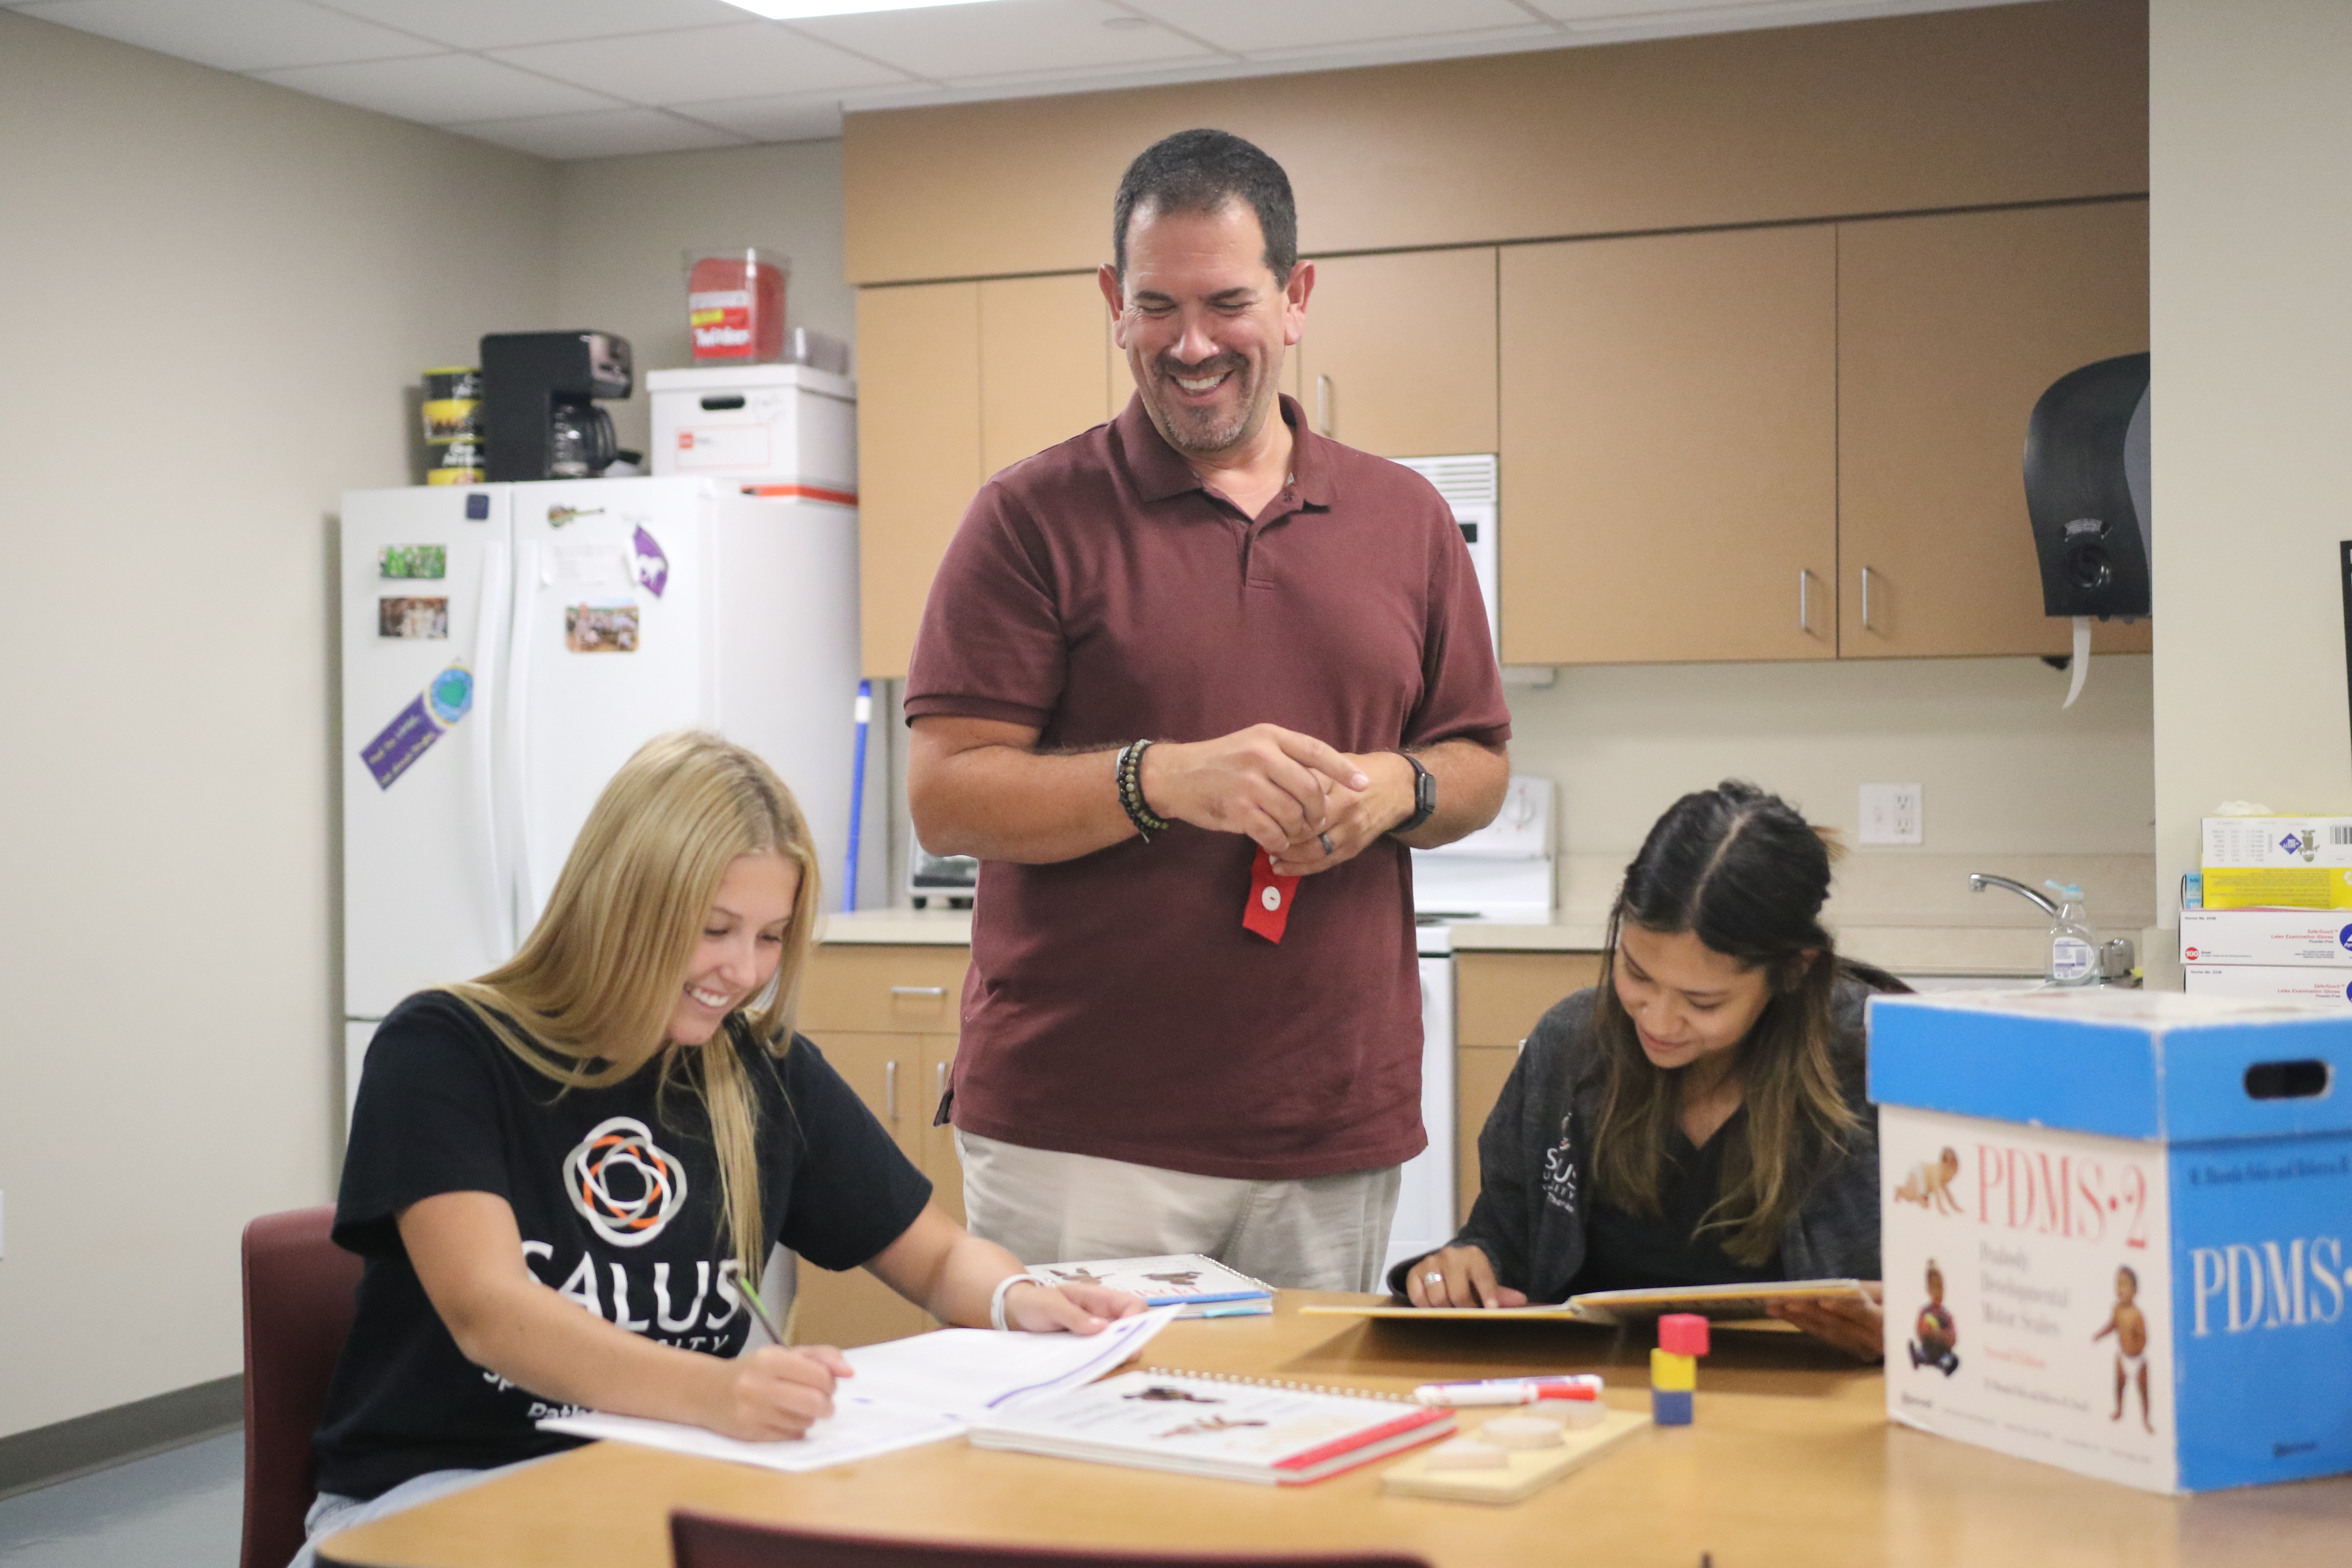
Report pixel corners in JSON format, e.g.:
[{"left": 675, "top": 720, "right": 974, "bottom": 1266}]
[{"left": 1658, "top": 1313, "right": 1710, "bottom": 1356}]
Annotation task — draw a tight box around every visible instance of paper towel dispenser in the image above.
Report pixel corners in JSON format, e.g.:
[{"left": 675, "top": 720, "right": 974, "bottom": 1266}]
[{"left": 2022, "top": 351, "right": 2150, "bottom": 621}]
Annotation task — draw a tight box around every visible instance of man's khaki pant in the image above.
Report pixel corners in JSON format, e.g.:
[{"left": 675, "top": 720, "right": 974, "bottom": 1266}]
[{"left": 955, "top": 1129, "right": 1403, "bottom": 1293}]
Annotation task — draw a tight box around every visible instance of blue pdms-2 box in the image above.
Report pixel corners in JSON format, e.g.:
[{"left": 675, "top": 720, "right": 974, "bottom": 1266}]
[{"left": 1869, "top": 989, "right": 2352, "bottom": 1493}]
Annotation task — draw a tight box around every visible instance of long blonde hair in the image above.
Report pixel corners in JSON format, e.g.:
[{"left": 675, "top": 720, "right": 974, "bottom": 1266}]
[{"left": 451, "top": 731, "right": 822, "bottom": 1280}]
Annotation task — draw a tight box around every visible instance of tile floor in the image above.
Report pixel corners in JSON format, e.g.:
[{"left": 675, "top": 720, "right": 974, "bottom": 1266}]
[{"left": 0, "top": 1432, "right": 241, "bottom": 1568}]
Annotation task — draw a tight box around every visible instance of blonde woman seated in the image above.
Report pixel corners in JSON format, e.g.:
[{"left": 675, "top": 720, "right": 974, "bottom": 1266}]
[{"left": 298, "top": 733, "right": 1140, "bottom": 1564}]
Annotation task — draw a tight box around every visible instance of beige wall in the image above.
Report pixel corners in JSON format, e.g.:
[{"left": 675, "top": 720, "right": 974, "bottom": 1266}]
[
  {"left": 0, "top": 12, "right": 557, "bottom": 1438},
  {"left": 2148, "top": 0, "right": 2352, "bottom": 953},
  {"left": 1507, "top": 654, "right": 2156, "bottom": 934},
  {"left": 554, "top": 141, "right": 856, "bottom": 459}
]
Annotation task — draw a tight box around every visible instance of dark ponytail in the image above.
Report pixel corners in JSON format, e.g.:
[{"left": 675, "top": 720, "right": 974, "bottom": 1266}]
[{"left": 1590, "top": 781, "right": 1902, "bottom": 1265}]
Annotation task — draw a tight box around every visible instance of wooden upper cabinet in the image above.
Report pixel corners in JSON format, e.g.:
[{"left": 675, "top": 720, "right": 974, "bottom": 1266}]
[
  {"left": 980, "top": 273, "right": 1116, "bottom": 477},
  {"left": 1499, "top": 227, "right": 1838, "bottom": 665},
  {"left": 857, "top": 282, "right": 980, "bottom": 679},
  {"left": 1836, "top": 201, "right": 2151, "bottom": 659},
  {"left": 1292, "top": 248, "right": 1498, "bottom": 457}
]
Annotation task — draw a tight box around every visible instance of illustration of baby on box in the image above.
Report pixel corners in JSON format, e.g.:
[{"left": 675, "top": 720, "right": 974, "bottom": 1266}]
[
  {"left": 2092, "top": 1265, "right": 2156, "bottom": 1433},
  {"left": 1907, "top": 1260, "right": 1960, "bottom": 1376}
]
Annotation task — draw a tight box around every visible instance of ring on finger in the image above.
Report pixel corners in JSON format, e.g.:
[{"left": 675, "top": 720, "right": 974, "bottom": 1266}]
[
  {"left": 1424, "top": 1271, "right": 1444, "bottom": 1286},
  {"left": 1320, "top": 832, "right": 1335, "bottom": 856}
]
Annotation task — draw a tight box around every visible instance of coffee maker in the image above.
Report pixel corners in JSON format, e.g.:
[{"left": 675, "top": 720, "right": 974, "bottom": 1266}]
[{"left": 480, "top": 331, "right": 633, "bottom": 481}]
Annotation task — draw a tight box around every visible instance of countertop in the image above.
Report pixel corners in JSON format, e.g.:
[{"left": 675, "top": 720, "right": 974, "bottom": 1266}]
[{"left": 815, "top": 908, "right": 2055, "bottom": 978}]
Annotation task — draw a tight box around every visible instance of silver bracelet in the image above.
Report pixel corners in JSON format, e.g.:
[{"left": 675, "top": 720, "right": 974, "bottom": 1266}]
[{"left": 989, "top": 1271, "right": 1038, "bottom": 1332}]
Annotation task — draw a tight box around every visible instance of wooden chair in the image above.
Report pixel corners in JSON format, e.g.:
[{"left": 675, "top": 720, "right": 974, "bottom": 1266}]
[
  {"left": 671, "top": 1512, "right": 1433, "bottom": 1568},
  {"left": 241, "top": 1205, "right": 364, "bottom": 1568}
]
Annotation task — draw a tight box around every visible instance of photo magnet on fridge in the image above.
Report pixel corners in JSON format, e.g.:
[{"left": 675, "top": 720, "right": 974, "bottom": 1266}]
[
  {"left": 565, "top": 602, "right": 640, "bottom": 653},
  {"left": 378, "top": 597, "right": 449, "bottom": 638},
  {"left": 378, "top": 544, "right": 447, "bottom": 579}
]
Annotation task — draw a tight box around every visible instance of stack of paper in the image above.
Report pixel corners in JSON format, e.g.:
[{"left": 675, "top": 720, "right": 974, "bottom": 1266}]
[
  {"left": 540, "top": 1304, "right": 1178, "bottom": 1474},
  {"left": 1029, "top": 1253, "right": 1275, "bottom": 1319}
]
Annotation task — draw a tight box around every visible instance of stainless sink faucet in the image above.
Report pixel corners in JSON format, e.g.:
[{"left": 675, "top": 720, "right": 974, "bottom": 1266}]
[
  {"left": 1968, "top": 872, "right": 2141, "bottom": 985},
  {"left": 1968, "top": 872, "right": 2061, "bottom": 919}
]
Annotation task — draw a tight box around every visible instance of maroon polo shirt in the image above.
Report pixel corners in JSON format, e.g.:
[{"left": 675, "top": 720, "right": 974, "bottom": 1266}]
[{"left": 904, "top": 394, "right": 1511, "bottom": 1180}]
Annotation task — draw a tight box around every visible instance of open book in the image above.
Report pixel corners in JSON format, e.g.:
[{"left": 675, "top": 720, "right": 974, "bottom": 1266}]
[
  {"left": 970, "top": 1370, "right": 1454, "bottom": 1485},
  {"left": 539, "top": 1304, "right": 1178, "bottom": 1474},
  {"left": 1302, "top": 1277, "right": 1872, "bottom": 1326}
]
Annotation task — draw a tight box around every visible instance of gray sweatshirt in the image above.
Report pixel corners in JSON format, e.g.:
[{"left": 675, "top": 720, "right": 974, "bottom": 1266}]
[{"left": 1390, "top": 976, "right": 1883, "bottom": 1301}]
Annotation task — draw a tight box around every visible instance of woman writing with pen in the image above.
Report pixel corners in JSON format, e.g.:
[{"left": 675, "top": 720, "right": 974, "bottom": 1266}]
[
  {"left": 1393, "top": 781, "right": 1897, "bottom": 1358},
  {"left": 297, "top": 733, "right": 1140, "bottom": 1566}
]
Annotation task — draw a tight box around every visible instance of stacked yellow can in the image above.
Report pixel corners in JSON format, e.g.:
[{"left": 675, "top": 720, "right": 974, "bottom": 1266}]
[{"left": 421, "top": 367, "right": 484, "bottom": 485}]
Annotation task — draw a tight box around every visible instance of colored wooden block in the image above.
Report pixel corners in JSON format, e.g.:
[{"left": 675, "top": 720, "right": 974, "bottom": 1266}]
[
  {"left": 1651, "top": 1387, "right": 1694, "bottom": 1426},
  {"left": 1658, "top": 1312, "right": 1711, "bottom": 1356},
  {"left": 1650, "top": 1349, "right": 1697, "bottom": 1391}
]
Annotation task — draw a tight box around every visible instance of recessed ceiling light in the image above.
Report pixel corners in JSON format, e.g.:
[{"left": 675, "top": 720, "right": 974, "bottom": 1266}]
[{"left": 718, "top": 0, "right": 1011, "bottom": 19}]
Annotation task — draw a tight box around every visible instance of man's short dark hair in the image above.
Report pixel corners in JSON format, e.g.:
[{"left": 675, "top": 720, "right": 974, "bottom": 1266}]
[{"left": 1112, "top": 129, "right": 1297, "bottom": 284}]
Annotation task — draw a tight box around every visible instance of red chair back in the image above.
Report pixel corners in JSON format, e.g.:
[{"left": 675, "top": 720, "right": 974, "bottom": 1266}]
[
  {"left": 671, "top": 1513, "right": 1433, "bottom": 1568},
  {"left": 241, "top": 1205, "right": 363, "bottom": 1568}
]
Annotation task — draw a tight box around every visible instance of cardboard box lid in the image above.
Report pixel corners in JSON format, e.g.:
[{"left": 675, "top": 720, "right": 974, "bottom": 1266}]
[{"left": 1867, "top": 989, "right": 2352, "bottom": 1141}]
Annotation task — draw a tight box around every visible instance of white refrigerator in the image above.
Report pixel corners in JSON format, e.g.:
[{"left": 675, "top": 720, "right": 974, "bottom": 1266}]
[{"left": 340, "top": 475, "right": 858, "bottom": 1111}]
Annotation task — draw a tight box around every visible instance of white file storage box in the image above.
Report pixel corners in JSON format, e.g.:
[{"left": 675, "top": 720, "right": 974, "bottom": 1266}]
[{"left": 1870, "top": 989, "right": 2352, "bottom": 1494}]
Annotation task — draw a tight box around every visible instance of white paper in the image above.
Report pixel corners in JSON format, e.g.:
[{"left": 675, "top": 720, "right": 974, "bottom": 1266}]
[
  {"left": 2064, "top": 615, "right": 2090, "bottom": 707},
  {"left": 536, "top": 1304, "right": 1178, "bottom": 1473},
  {"left": 842, "top": 1304, "right": 1178, "bottom": 1419},
  {"left": 541, "top": 1401, "right": 968, "bottom": 1474}
]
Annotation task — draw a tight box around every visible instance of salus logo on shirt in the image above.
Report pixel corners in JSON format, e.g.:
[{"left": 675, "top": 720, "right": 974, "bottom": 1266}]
[
  {"left": 564, "top": 1116, "right": 688, "bottom": 1246},
  {"left": 1541, "top": 1116, "right": 1578, "bottom": 1213}
]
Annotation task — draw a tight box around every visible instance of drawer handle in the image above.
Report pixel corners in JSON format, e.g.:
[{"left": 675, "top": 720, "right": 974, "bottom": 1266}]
[
  {"left": 889, "top": 985, "right": 947, "bottom": 998},
  {"left": 885, "top": 1060, "right": 900, "bottom": 1121}
]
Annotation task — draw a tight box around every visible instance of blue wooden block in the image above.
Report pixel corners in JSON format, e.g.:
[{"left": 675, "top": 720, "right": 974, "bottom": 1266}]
[{"left": 1651, "top": 1387, "right": 1693, "bottom": 1426}]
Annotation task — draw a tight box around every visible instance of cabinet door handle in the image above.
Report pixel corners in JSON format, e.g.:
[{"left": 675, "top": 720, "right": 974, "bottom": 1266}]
[
  {"left": 1798, "top": 568, "right": 1818, "bottom": 635},
  {"left": 885, "top": 1060, "right": 900, "bottom": 1121},
  {"left": 889, "top": 985, "right": 946, "bottom": 998},
  {"left": 1315, "top": 374, "right": 1333, "bottom": 436},
  {"left": 1861, "top": 566, "right": 1880, "bottom": 633}
]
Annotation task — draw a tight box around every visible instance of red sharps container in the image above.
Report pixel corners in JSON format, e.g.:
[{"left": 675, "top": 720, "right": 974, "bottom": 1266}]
[{"left": 685, "top": 247, "right": 788, "bottom": 364}]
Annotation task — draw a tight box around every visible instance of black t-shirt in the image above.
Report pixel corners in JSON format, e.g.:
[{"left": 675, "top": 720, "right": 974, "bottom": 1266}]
[
  {"left": 313, "top": 990, "right": 931, "bottom": 1501},
  {"left": 1566, "top": 1106, "right": 1784, "bottom": 1295}
]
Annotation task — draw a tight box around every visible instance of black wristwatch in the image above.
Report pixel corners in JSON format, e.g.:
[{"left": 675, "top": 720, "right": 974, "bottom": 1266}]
[{"left": 1391, "top": 749, "right": 1436, "bottom": 834}]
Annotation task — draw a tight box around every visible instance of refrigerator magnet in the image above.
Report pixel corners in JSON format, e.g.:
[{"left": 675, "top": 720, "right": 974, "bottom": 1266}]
[
  {"left": 378, "top": 544, "right": 447, "bottom": 580},
  {"left": 564, "top": 602, "right": 640, "bottom": 653},
  {"left": 546, "top": 504, "right": 604, "bottom": 529},
  {"left": 633, "top": 526, "right": 669, "bottom": 598},
  {"left": 426, "top": 665, "right": 474, "bottom": 725},
  {"left": 378, "top": 597, "right": 449, "bottom": 638},
  {"left": 360, "top": 694, "right": 442, "bottom": 790}
]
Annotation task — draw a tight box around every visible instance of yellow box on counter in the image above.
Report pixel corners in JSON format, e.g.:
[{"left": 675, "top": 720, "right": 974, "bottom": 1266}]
[{"left": 2198, "top": 866, "right": 2352, "bottom": 910}]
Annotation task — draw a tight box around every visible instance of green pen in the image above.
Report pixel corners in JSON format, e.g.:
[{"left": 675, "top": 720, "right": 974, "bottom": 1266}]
[{"left": 736, "top": 1277, "right": 789, "bottom": 1347}]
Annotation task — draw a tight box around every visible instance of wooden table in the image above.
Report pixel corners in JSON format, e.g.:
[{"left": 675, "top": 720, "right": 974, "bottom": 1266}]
[{"left": 322, "top": 1293, "right": 2352, "bottom": 1568}]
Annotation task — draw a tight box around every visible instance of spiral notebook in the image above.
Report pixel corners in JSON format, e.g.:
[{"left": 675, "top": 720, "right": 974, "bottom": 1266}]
[{"left": 968, "top": 1368, "right": 1455, "bottom": 1485}]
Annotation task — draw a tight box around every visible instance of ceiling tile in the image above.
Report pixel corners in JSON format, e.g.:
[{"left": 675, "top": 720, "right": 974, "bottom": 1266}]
[
  {"left": 1121, "top": 0, "right": 1549, "bottom": 57},
  {"left": 308, "top": 0, "right": 753, "bottom": 51},
  {"left": 489, "top": 20, "right": 910, "bottom": 105},
  {"left": 11, "top": 0, "right": 435, "bottom": 71},
  {"left": 672, "top": 90, "right": 861, "bottom": 142},
  {"left": 254, "top": 53, "right": 626, "bottom": 124},
  {"left": 447, "top": 106, "right": 750, "bottom": 159},
  {"left": 793, "top": 0, "right": 1218, "bottom": 82},
  {"left": 1517, "top": 0, "right": 1911, "bottom": 24}
]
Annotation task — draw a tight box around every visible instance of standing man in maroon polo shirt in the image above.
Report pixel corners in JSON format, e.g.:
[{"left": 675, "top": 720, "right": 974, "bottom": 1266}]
[{"left": 903, "top": 129, "right": 1511, "bottom": 1292}]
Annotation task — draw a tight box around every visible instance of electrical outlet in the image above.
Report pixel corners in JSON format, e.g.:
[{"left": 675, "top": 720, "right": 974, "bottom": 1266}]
[{"left": 1860, "top": 783, "right": 1924, "bottom": 845}]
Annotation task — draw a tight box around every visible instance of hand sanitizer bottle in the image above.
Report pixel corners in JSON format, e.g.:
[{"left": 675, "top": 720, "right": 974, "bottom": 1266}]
[{"left": 2046, "top": 881, "right": 2097, "bottom": 986}]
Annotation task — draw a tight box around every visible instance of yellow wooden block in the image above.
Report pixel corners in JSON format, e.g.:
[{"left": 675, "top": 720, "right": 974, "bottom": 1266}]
[
  {"left": 1381, "top": 1408, "right": 1650, "bottom": 1504},
  {"left": 1650, "top": 1349, "right": 1697, "bottom": 1391}
]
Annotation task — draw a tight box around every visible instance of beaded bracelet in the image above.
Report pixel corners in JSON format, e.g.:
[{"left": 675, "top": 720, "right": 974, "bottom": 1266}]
[{"left": 1115, "top": 739, "right": 1171, "bottom": 841}]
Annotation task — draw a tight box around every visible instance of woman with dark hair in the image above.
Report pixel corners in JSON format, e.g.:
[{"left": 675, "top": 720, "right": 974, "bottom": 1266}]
[{"left": 1392, "top": 781, "right": 1897, "bottom": 1357}]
